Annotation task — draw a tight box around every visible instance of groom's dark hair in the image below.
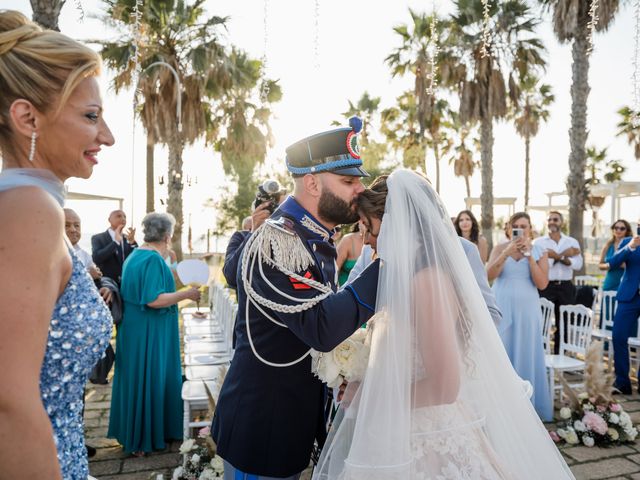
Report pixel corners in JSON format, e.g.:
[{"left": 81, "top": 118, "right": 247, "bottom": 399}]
[{"left": 356, "top": 175, "right": 388, "bottom": 225}]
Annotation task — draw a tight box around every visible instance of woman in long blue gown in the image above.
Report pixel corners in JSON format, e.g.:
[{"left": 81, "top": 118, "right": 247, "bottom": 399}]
[
  {"left": 108, "top": 213, "right": 201, "bottom": 455},
  {"left": 487, "top": 212, "right": 553, "bottom": 421}
]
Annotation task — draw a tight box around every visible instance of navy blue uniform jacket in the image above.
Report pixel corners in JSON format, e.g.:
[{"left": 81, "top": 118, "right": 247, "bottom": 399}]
[{"left": 211, "top": 197, "right": 379, "bottom": 477}]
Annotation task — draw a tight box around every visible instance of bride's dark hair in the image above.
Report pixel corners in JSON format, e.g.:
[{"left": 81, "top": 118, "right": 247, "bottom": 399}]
[{"left": 356, "top": 175, "right": 388, "bottom": 224}]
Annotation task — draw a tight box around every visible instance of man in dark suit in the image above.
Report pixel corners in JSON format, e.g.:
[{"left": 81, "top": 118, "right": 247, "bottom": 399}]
[
  {"left": 212, "top": 118, "right": 380, "bottom": 479},
  {"left": 609, "top": 233, "right": 640, "bottom": 394},
  {"left": 91, "top": 209, "right": 137, "bottom": 285}
]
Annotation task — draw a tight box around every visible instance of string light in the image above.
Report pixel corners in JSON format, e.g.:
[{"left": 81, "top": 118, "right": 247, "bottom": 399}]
[
  {"left": 260, "top": 0, "right": 270, "bottom": 103},
  {"left": 313, "top": 0, "right": 320, "bottom": 69},
  {"left": 633, "top": 0, "right": 640, "bottom": 126},
  {"left": 426, "top": 11, "right": 439, "bottom": 96},
  {"left": 587, "top": 0, "right": 599, "bottom": 54},
  {"left": 480, "top": 0, "right": 491, "bottom": 58},
  {"left": 74, "top": 0, "right": 84, "bottom": 22},
  {"left": 130, "top": 0, "right": 143, "bottom": 225}
]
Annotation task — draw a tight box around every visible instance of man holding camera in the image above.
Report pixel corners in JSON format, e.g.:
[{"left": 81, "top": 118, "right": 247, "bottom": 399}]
[
  {"left": 212, "top": 118, "right": 380, "bottom": 480},
  {"left": 533, "top": 210, "right": 583, "bottom": 354}
]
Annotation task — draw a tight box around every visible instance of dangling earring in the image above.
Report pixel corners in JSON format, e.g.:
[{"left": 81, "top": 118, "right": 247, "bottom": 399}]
[{"left": 28, "top": 131, "right": 37, "bottom": 163}]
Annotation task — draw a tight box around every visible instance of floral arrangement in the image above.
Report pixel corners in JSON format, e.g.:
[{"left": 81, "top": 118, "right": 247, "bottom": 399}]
[
  {"left": 311, "top": 325, "right": 370, "bottom": 388},
  {"left": 552, "top": 343, "right": 638, "bottom": 447},
  {"left": 172, "top": 427, "right": 224, "bottom": 480}
]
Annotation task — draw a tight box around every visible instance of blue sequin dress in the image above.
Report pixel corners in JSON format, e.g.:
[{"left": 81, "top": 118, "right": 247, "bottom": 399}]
[{"left": 0, "top": 168, "right": 113, "bottom": 479}]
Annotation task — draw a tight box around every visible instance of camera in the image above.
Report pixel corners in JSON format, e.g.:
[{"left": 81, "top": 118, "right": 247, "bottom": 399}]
[
  {"left": 512, "top": 228, "right": 524, "bottom": 238},
  {"left": 253, "top": 179, "right": 282, "bottom": 214}
]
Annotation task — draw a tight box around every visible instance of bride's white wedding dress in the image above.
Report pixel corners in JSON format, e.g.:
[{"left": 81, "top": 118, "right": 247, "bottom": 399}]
[{"left": 313, "top": 170, "right": 574, "bottom": 480}]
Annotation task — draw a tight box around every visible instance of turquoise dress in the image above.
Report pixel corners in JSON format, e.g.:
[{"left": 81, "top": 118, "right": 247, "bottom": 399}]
[
  {"left": 603, "top": 241, "right": 628, "bottom": 291},
  {"left": 493, "top": 245, "right": 553, "bottom": 421},
  {"left": 108, "top": 249, "right": 183, "bottom": 452},
  {"left": 0, "top": 168, "right": 113, "bottom": 479}
]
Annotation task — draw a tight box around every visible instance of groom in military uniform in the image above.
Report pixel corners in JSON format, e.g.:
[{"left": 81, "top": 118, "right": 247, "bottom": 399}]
[{"left": 212, "top": 118, "right": 380, "bottom": 479}]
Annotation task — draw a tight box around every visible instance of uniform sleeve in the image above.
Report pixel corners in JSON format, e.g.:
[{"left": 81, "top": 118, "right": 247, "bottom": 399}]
[{"left": 223, "top": 231, "right": 250, "bottom": 288}]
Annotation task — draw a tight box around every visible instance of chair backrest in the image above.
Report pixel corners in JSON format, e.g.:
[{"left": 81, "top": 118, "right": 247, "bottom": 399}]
[
  {"left": 559, "top": 304, "right": 593, "bottom": 357},
  {"left": 598, "top": 290, "right": 617, "bottom": 331},
  {"left": 574, "top": 275, "right": 601, "bottom": 288},
  {"left": 540, "top": 297, "right": 555, "bottom": 355}
]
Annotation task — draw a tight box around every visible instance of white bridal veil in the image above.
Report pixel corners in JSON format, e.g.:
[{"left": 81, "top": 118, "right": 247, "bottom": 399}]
[{"left": 313, "top": 170, "right": 574, "bottom": 479}]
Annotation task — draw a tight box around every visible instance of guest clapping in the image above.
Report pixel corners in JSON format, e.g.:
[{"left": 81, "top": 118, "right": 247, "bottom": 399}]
[
  {"left": 108, "top": 212, "right": 200, "bottom": 456},
  {"left": 0, "top": 11, "right": 114, "bottom": 479}
]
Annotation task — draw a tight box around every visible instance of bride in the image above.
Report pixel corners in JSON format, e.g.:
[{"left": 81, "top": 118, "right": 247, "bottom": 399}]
[{"left": 313, "top": 170, "right": 574, "bottom": 479}]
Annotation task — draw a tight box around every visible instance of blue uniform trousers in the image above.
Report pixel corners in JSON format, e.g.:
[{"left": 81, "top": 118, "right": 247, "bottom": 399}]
[
  {"left": 612, "top": 293, "right": 640, "bottom": 390},
  {"left": 223, "top": 459, "right": 302, "bottom": 480}
]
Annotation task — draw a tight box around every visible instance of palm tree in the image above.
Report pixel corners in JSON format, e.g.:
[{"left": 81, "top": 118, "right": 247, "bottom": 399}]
[
  {"left": 30, "top": 0, "right": 65, "bottom": 30},
  {"left": 585, "top": 146, "right": 625, "bottom": 235},
  {"left": 616, "top": 106, "right": 640, "bottom": 159},
  {"left": 452, "top": 0, "right": 546, "bottom": 249},
  {"left": 380, "top": 92, "right": 425, "bottom": 171},
  {"left": 100, "top": 0, "right": 236, "bottom": 259},
  {"left": 386, "top": 11, "right": 462, "bottom": 193},
  {"left": 539, "top": 0, "right": 622, "bottom": 245},
  {"left": 446, "top": 111, "right": 477, "bottom": 198},
  {"left": 213, "top": 49, "right": 283, "bottom": 228},
  {"left": 511, "top": 74, "right": 554, "bottom": 210}
]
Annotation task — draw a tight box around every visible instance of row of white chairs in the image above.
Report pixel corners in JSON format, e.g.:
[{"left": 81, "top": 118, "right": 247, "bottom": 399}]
[{"left": 181, "top": 284, "right": 238, "bottom": 439}]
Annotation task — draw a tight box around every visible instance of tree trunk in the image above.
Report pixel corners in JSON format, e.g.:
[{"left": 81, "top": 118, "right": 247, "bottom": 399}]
[
  {"left": 464, "top": 175, "right": 471, "bottom": 199},
  {"left": 146, "top": 135, "right": 155, "bottom": 213},
  {"left": 480, "top": 116, "right": 495, "bottom": 251},
  {"left": 30, "top": 0, "right": 65, "bottom": 30},
  {"left": 524, "top": 136, "right": 530, "bottom": 211},
  {"left": 567, "top": 31, "right": 590, "bottom": 257},
  {"left": 167, "top": 133, "right": 184, "bottom": 261}
]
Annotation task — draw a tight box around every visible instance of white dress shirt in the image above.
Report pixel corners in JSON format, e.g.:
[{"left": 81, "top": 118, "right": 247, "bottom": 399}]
[
  {"left": 533, "top": 233, "right": 583, "bottom": 281},
  {"left": 73, "top": 243, "right": 94, "bottom": 270},
  {"left": 108, "top": 228, "right": 121, "bottom": 245}
]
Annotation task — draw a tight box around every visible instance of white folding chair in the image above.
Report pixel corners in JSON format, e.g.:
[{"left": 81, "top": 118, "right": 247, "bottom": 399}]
[
  {"left": 574, "top": 275, "right": 601, "bottom": 287},
  {"left": 184, "top": 341, "right": 229, "bottom": 354},
  {"left": 184, "top": 352, "right": 230, "bottom": 367},
  {"left": 545, "top": 304, "right": 593, "bottom": 411},
  {"left": 591, "top": 290, "right": 617, "bottom": 368},
  {"left": 540, "top": 297, "right": 555, "bottom": 355},
  {"left": 182, "top": 379, "right": 221, "bottom": 440},
  {"left": 185, "top": 365, "right": 227, "bottom": 381}
]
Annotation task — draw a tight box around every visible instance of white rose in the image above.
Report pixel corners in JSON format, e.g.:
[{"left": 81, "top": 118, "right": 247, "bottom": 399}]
[
  {"left": 625, "top": 426, "right": 638, "bottom": 440},
  {"left": 313, "top": 352, "right": 342, "bottom": 387},
  {"left": 582, "top": 436, "right": 595, "bottom": 447},
  {"left": 333, "top": 340, "right": 362, "bottom": 373},
  {"left": 609, "top": 413, "right": 620, "bottom": 425},
  {"left": 211, "top": 455, "right": 225, "bottom": 474},
  {"left": 349, "top": 327, "right": 368, "bottom": 343},
  {"left": 191, "top": 453, "right": 201, "bottom": 466},
  {"left": 573, "top": 420, "right": 586, "bottom": 432},
  {"left": 578, "top": 392, "right": 589, "bottom": 400},
  {"left": 179, "top": 439, "right": 196, "bottom": 454},
  {"left": 583, "top": 403, "right": 594, "bottom": 411},
  {"left": 199, "top": 468, "right": 217, "bottom": 480},
  {"left": 608, "top": 428, "right": 620, "bottom": 440},
  {"left": 172, "top": 466, "right": 185, "bottom": 480},
  {"left": 565, "top": 431, "right": 580, "bottom": 444},
  {"left": 620, "top": 412, "right": 631, "bottom": 426},
  {"left": 556, "top": 428, "right": 567, "bottom": 439},
  {"left": 559, "top": 407, "right": 572, "bottom": 420}
]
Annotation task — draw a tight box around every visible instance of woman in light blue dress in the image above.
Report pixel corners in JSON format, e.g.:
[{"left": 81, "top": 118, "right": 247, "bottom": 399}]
[
  {"left": 487, "top": 212, "right": 552, "bottom": 421},
  {"left": 0, "top": 11, "right": 115, "bottom": 479}
]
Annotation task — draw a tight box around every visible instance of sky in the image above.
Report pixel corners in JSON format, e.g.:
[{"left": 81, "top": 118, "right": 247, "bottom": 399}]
[{"left": 4, "top": 0, "right": 640, "bottom": 251}]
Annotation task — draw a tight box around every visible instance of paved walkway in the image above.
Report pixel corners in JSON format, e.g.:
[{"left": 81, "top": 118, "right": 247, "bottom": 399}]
[{"left": 84, "top": 377, "right": 640, "bottom": 480}]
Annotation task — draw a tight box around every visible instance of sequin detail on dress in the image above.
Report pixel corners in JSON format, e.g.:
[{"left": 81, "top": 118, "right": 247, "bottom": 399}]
[{"left": 40, "top": 250, "right": 112, "bottom": 479}]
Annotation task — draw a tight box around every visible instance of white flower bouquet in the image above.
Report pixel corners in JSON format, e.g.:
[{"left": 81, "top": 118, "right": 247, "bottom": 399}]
[
  {"left": 551, "top": 343, "right": 638, "bottom": 447},
  {"left": 311, "top": 325, "right": 371, "bottom": 388},
  {"left": 172, "top": 427, "right": 224, "bottom": 480}
]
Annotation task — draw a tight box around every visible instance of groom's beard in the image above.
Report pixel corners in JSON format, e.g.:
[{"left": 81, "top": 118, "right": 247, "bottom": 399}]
[{"left": 318, "top": 189, "right": 359, "bottom": 225}]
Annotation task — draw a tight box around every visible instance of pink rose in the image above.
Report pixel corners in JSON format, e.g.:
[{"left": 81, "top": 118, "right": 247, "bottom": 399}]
[
  {"left": 597, "top": 405, "right": 607, "bottom": 413},
  {"left": 583, "top": 412, "right": 608, "bottom": 435},
  {"left": 610, "top": 403, "right": 622, "bottom": 413},
  {"left": 198, "top": 426, "right": 211, "bottom": 438},
  {"left": 549, "top": 431, "right": 561, "bottom": 442}
]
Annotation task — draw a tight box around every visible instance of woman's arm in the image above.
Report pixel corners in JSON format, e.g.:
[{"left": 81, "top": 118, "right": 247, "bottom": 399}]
[
  {"left": 147, "top": 287, "right": 201, "bottom": 308},
  {"left": 529, "top": 251, "right": 549, "bottom": 290},
  {"left": 598, "top": 242, "right": 611, "bottom": 271},
  {"left": 0, "top": 188, "right": 68, "bottom": 480},
  {"left": 486, "top": 242, "right": 515, "bottom": 281},
  {"left": 478, "top": 236, "right": 489, "bottom": 263},
  {"left": 412, "top": 268, "right": 461, "bottom": 406}
]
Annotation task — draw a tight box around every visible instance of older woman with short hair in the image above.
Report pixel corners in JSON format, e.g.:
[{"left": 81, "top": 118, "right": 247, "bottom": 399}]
[{"left": 108, "top": 212, "right": 200, "bottom": 456}]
